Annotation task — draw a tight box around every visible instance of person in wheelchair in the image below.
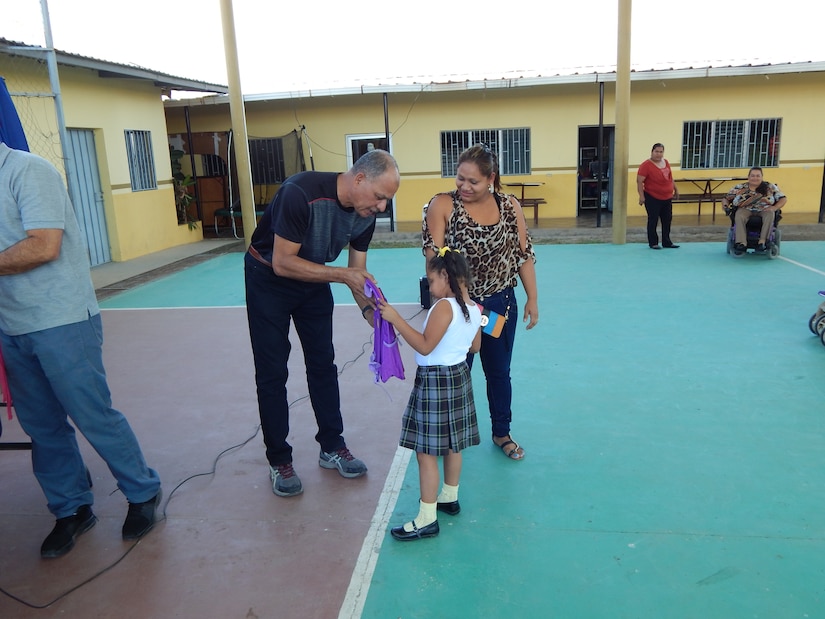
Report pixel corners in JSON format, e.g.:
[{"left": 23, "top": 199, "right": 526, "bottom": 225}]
[{"left": 721, "top": 167, "right": 787, "bottom": 255}]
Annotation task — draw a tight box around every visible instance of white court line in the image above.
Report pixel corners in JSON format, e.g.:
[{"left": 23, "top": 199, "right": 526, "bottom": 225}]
[
  {"left": 778, "top": 255, "right": 825, "bottom": 277},
  {"left": 100, "top": 305, "right": 245, "bottom": 311},
  {"left": 338, "top": 446, "right": 411, "bottom": 619}
]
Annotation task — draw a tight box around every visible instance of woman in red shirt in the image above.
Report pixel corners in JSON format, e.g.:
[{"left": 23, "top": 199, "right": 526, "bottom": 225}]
[{"left": 636, "top": 143, "right": 680, "bottom": 249}]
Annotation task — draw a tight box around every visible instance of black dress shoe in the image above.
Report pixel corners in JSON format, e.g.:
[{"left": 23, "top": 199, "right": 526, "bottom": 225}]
[
  {"left": 390, "top": 520, "right": 439, "bottom": 541},
  {"left": 650, "top": 245, "right": 662, "bottom": 250},
  {"left": 122, "top": 489, "right": 161, "bottom": 541},
  {"left": 663, "top": 244, "right": 680, "bottom": 248},
  {"left": 41, "top": 505, "right": 97, "bottom": 559},
  {"left": 436, "top": 501, "right": 461, "bottom": 516}
]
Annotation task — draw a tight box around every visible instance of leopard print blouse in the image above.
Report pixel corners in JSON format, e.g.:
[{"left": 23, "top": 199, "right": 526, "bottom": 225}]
[{"left": 422, "top": 190, "right": 536, "bottom": 299}]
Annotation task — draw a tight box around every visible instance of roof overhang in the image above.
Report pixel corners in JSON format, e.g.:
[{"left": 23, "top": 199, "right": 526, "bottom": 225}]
[
  {"left": 165, "top": 59, "right": 825, "bottom": 107},
  {"left": 0, "top": 39, "right": 228, "bottom": 94}
]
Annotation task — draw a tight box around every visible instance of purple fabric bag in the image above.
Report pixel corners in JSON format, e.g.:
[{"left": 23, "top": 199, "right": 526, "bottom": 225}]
[{"left": 364, "top": 280, "right": 405, "bottom": 383}]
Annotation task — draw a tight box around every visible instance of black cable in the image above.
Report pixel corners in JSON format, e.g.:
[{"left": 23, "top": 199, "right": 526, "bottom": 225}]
[
  {"left": 291, "top": 92, "right": 422, "bottom": 153},
  {"left": 389, "top": 91, "right": 422, "bottom": 136},
  {"left": 0, "top": 306, "right": 423, "bottom": 610}
]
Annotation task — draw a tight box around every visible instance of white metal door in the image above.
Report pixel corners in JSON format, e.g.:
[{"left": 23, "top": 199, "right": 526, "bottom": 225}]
[
  {"left": 345, "top": 134, "right": 394, "bottom": 230},
  {"left": 66, "top": 129, "right": 110, "bottom": 266}
]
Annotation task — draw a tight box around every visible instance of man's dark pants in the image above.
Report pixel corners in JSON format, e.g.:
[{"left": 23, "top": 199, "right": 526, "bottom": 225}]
[{"left": 244, "top": 254, "right": 345, "bottom": 466}]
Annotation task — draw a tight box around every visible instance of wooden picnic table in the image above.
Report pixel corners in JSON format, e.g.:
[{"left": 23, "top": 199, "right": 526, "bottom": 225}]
[
  {"left": 673, "top": 177, "right": 748, "bottom": 219},
  {"left": 504, "top": 182, "right": 546, "bottom": 225}
]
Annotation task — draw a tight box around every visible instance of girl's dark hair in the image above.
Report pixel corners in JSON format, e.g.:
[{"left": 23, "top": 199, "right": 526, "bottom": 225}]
[
  {"left": 652, "top": 143, "right": 665, "bottom": 151},
  {"left": 458, "top": 144, "right": 501, "bottom": 192},
  {"left": 428, "top": 248, "right": 473, "bottom": 321}
]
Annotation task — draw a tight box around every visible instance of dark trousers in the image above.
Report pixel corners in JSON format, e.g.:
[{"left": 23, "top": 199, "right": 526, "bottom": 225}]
[
  {"left": 644, "top": 192, "right": 674, "bottom": 247},
  {"left": 244, "top": 253, "right": 345, "bottom": 466},
  {"left": 467, "top": 287, "right": 518, "bottom": 438}
]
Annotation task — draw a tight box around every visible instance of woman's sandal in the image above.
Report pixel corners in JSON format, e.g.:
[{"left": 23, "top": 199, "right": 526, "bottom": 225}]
[{"left": 493, "top": 436, "right": 525, "bottom": 460}]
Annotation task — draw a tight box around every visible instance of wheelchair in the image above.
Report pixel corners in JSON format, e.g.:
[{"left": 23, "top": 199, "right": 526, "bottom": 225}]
[
  {"left": 807, "top": 290, "right": 825, "bottom": 347},
  {"left": 725, "top": 207, "right": 782, "bottom": 259}
]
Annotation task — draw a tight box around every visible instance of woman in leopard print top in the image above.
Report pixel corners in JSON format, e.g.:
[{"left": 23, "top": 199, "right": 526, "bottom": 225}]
[{"left": 422, "top": 144, "right": 538, "bottom": 460}]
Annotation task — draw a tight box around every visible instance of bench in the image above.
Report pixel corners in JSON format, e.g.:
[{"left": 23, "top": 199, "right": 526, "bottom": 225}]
[
  {"left": 214, "top": 201, "right": 265, "bottom": 238},
  {"left": 520, "top": 198, "right": 547, "bottom": 225},
  {"left": 672, "top": 193, "right": 727, "bottom": 219}
]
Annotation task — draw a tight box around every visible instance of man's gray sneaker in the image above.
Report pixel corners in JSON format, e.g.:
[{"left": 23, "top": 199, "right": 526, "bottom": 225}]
[
  {"left": 319, "top": 447, "right": 367, "bottom": 478},
  {"left": 270, "top": 463, "right": 303, "bottom": 497}
]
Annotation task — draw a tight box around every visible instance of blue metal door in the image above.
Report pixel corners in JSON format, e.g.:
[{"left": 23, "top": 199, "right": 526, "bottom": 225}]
[{"left": 66, "top": 129, "right": 110, "bottom": 266}]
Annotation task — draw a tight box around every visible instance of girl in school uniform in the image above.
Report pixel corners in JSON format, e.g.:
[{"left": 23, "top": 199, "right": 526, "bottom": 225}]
[{"left": 377, "top": 247, "right": 482, "bottom": 541}]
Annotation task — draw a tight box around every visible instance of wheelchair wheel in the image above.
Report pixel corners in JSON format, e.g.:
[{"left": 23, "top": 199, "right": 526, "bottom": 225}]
[
  {"left": 770, "top": 228, "right": 782, "bottom": 258},
  {"left": 812, "top": 313, "right": 825, "bottom": 335}
]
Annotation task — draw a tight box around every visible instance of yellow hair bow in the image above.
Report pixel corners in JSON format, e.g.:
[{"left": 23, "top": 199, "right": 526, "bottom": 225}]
[{"left": 437, "top": 246, "right": 452, "bottom": 258}]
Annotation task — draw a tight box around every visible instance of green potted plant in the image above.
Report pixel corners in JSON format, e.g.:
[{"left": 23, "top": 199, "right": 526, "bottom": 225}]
[{"left": 169, "top": 145, "right": 199, "bottom": 229}]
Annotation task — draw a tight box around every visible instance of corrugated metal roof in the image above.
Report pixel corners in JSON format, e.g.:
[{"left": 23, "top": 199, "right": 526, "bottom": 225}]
[
  {"left": 0, "top": 37, "right": 228, "bottom": 94},
  {"left": 164, "top": 58, "right": 824, "bottom": 106}
]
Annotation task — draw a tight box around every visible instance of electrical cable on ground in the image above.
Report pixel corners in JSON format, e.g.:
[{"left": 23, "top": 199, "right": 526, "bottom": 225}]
[{"left": 0, "top": 306, "right": 422, "bottom": 610}]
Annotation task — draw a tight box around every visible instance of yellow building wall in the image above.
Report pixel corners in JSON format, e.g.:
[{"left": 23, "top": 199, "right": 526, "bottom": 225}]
[
  {"left": 3, "top": 56, "right": 201, "bottom": 262},
  {"left": 621, "top": 74, "right": 825, "bottom": 217},
  {"left": 167, "top": 70, "right": 825, "bottom": 227},
  {"left": 0, "top": 57, "right": 62, "bottom": 169},
  {"left": 60, "top": 68, "right": 201, "bottom": 260}
]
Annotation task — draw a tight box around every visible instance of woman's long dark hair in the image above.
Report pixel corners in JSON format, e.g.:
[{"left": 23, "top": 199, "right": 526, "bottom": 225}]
[{"left": 428, "top": 248, "right": 473, "bottom": 321}]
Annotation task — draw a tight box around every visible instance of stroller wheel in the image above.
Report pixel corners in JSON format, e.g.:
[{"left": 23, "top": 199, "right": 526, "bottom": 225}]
[{"left": 820, "top": 327, "right": 825, "bottom": 347}]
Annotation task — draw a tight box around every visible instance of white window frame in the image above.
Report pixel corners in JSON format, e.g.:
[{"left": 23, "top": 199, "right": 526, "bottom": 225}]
[
  {"left": 440, "top": 128, "right": 531, "bottom": 177},
  {"left": 124, "top": 129, "right": 157, "bottom": 191},
  {"left": 681, "top": 118, "right": 781, "bottom": 169},
  {"left": 345, "top": 133, "right": 395, "bottom": 227}
]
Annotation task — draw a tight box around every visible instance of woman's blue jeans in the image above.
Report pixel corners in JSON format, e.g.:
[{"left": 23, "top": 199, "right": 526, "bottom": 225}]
[
  {"left": 0, "top": 314, "right": 160, "bottom": 518},
  {"left": 244, "top": 254, "right": 345, "bottom": 466},
  {"left": 468, "top": 287, "right": 518, "bottom": 438}
]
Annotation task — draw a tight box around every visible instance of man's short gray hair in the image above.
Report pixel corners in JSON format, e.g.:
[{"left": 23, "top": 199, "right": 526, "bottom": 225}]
[{"left": 351, "top": 149, "right": 398, "bottom": 179}]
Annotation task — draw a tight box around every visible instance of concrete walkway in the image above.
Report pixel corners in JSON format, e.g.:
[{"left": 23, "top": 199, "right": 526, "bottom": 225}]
[{"left": 91, "top": 239, "right": 241, "bottom": 299}]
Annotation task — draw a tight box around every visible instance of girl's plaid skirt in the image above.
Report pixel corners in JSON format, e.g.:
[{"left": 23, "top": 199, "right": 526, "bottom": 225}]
[{"left": 399, "top": 362, "right": 479, "bottom": 455}]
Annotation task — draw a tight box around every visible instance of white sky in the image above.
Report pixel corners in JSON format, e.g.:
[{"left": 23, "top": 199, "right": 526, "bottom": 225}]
[{"left": 4, "top": 0, "right": 821, "bottom": 95}]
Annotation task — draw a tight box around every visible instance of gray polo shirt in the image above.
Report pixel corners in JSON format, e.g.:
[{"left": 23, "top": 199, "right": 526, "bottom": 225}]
[{"left": 0, "top": 144, "right": 99, "bottom": 336}]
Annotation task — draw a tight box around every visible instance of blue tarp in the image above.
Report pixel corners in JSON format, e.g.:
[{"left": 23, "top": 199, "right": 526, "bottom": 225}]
[
  {"left": 0, "top": 76, "right": 25, "bottom": 434},
  {"left": 0, "top": 76, "right": 30, "bottom": 151}
]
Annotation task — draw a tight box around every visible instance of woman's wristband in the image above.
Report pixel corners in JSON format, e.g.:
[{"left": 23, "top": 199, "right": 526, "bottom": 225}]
[{"left": 361, "top": 305, "right": 372, "bottom": 317}]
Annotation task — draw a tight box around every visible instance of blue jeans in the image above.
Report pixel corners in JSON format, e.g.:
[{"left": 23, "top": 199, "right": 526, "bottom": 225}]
[
  {"left": 0, "top": 314, "right": 160, "bottom": 518},
  {"left": 468, "top": 287, "right": 518, "bottom": 438},
  {"left": 244, "top": 253, "right": 346, "bottom": 466}
]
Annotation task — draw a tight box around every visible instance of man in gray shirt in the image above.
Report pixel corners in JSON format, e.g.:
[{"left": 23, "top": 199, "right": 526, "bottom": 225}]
[{"left": 0, "top": 142, "right": 161, "bottom": 558}]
